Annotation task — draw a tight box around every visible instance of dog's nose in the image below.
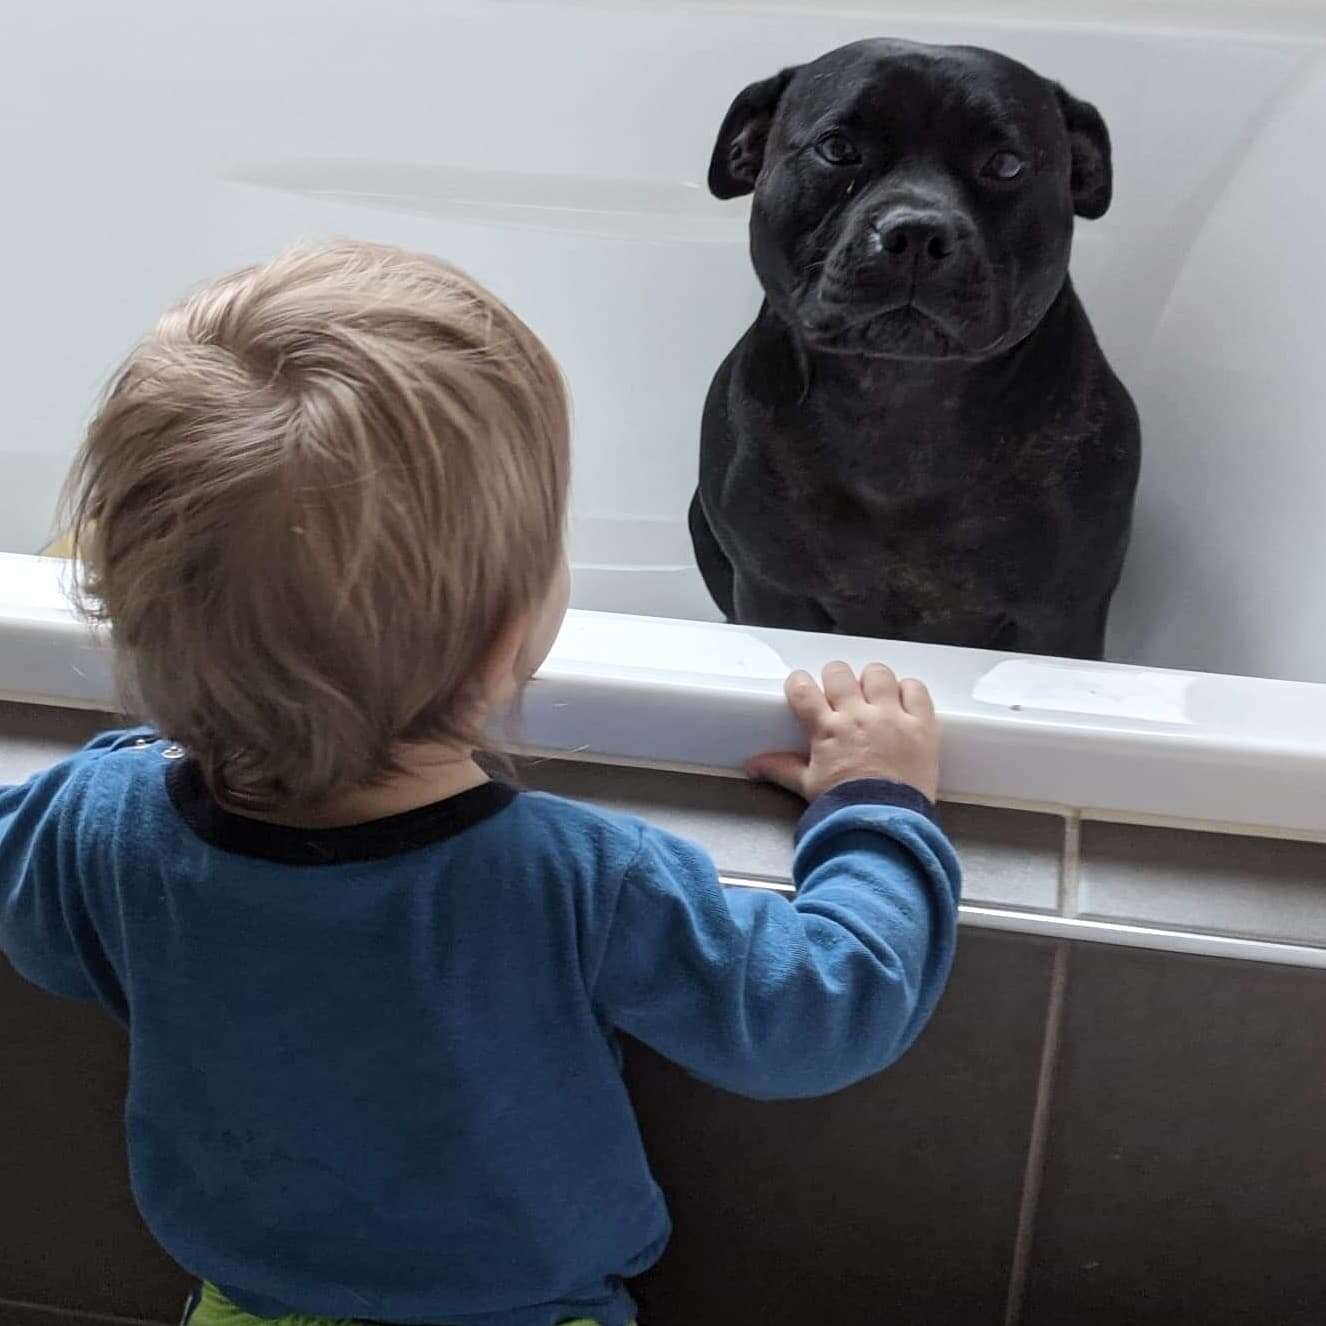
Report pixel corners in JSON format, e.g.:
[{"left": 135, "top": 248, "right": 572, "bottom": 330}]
[{"left": 871, "top": 211, "right": 956, "bottom": 264}]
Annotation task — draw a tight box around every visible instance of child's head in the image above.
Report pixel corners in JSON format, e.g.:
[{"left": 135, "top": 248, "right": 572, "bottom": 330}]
[{"left": 64, "top": 240, "right": 571, "bottom": 811}]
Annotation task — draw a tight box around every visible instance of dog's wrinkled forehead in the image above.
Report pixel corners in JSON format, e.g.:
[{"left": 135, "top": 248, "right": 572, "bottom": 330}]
[{"left": 774, "top": 41, "right": 1061, "bottom": 154}]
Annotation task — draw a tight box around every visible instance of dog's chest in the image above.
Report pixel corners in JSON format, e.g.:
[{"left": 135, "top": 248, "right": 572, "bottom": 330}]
[{"left": 719, "top": 418, "right": 1080, "bottom": 616}]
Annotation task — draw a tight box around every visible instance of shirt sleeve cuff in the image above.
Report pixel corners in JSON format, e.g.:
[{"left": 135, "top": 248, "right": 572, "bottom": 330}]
[{"left": 795, "top": 778, "right": 940, "bottom": 844}]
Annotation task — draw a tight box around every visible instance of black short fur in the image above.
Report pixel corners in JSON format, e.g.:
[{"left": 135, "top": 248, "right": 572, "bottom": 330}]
[{"left": 691, "top": 39, "right": 1141, "bottom": 658}]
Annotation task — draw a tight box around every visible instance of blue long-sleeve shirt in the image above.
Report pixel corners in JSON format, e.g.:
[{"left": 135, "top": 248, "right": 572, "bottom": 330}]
[{"left": 0, "top": 730, "right": 961, "bottom": 1326}]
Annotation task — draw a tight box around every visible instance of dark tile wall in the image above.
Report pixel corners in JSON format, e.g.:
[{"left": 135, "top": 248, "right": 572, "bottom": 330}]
[
  {"left": 0, "top": 1303, "right": 172, "bottom": 1326},
  {"left": 1022, "top": 944, "right": 1326, "bottom": 1325},
  {"left": 0, "top": 958, "right": 192, "bottom": 1323},
  {"left": 5, "top": 711, "right": 1326, "bottom": 1326},
  {"left": 0, "top": 930, "right": 1053, "bottom": 1326},
  {"left": 7, "top": 908, "right": 1326, "bottom": 1326},
  {"left": 626, "top": 928, "right": 1054, "bottom": 1326}
]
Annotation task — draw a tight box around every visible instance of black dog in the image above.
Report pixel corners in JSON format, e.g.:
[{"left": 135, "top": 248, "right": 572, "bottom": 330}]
[{"left": 690, "top": 39, "right": 1140, "bottom": 658}]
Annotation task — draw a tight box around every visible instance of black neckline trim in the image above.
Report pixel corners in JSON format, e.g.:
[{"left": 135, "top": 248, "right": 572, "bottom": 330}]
[{"left": 165, "top": 758, "right": 517, "bottom": 866}]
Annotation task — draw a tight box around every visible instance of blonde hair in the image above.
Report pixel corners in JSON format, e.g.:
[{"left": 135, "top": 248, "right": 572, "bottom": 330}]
[{"left": 62, "top": 240, "right": 570, "bottom": 810}]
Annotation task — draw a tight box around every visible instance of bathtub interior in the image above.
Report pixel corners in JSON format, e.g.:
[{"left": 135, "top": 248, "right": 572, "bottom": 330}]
[{"left": 4, "top": 2, "right": 1325, "bottom": 682}]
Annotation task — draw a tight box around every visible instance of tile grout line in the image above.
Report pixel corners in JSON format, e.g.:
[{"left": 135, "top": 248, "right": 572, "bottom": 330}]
[
  {"left": 1002, "top": 939, "right": 1070, "bottom": 1326},
  {"left": 1060, "top": 811, "right": 1083, "bottom": 917},
  {"left": 1003, "top": 813, "right": 1079, "bottom": 1325},
  {"left": 0, "top": 1294, "right": 174, "bottom": 1325}
]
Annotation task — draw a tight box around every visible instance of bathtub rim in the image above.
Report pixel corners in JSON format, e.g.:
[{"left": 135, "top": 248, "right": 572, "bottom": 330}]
[{"left": 2, "top": 550, "right": 1324, "bottom": 841}]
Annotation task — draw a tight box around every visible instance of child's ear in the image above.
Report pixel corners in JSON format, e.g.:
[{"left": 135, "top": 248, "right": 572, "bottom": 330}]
[{"left": 478, "top": 611, "right": 531, "bottom": 707}]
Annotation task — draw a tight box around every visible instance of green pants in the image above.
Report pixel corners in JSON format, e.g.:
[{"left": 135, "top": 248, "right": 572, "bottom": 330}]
[{"left": 182, "top": 1281, "right": 628, "bottom": 1326}]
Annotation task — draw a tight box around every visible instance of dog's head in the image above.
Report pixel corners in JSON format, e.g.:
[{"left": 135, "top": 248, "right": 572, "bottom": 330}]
[{"left": 709, "top": 39, "right": 1112, "bottom": 361}]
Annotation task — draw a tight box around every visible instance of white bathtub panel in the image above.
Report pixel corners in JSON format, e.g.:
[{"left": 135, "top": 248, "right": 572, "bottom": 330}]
[
  {"left": 1109, "top": 57, "right": 1326, "bottom": 683},
  {"left": 4, "top": 2, "right": 1326, "bottom": 686}
]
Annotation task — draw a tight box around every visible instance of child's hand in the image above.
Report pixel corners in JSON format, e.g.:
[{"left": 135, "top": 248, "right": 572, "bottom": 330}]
[{"left": 746, "top": 662, "right": 939, "bottom": 804}]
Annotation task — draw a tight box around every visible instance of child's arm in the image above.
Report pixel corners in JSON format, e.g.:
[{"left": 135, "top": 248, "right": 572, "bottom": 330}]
[
  {"left": 592, "top": 663, "right": 959, "bottom": 1100},
  {"left": 0, "top": 730, "right": 150, "bottom": 1004}
]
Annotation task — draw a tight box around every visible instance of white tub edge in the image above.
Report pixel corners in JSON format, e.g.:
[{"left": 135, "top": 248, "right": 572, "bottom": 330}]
[{"left": 3, "top": 552, "right": 1324, "bottom": 838}]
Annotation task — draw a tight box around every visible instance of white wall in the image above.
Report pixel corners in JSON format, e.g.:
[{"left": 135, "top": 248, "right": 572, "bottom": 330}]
[
  {"left": 2, "top": 1, "right": 1323, "bottom": 679},
  {"left": 1107, "top": 59, "right": 1326, "bottom": 684}
]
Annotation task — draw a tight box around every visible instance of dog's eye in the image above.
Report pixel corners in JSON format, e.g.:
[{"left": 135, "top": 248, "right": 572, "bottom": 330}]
[
  {"left": 983, "top": 150, "right": 1026, "bottom": 181},
  {"left": 815, "top": 131, "right": 861, "bottom": 167}
]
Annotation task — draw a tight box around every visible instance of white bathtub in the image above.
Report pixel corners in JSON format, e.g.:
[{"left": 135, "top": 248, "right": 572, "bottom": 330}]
[{"left": 3, "top": 2, "right": 1326, "bottom": 853}]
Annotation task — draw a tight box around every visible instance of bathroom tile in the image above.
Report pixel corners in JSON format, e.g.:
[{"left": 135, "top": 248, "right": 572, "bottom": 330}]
[
  {"left": 625, "top": 929, "right": 1057, "bottom": 1326},
  {"left": 0, "top": 957, "right": 193, "bottom": 1321},
  {"left": 0, "top": 1302, "right": 173, "bottom": 1326},
  {"left": 518, "top": 758, "right": 1064, "bottom": 910},
  {"left": 1022, "top": 943, "right": 1326, "bottom": 1325},
  {"left": 940, "top": 802, "right": 1062, "bottom": 911},
  {"left": 1079, "top": 820, "right": 1326, "bottom": 945},
  {"left": 516, "top": 757, "right": 802, "bottom": 881},
  {"left": 0, "top": 702, "right": 120, "bottom": 785}
]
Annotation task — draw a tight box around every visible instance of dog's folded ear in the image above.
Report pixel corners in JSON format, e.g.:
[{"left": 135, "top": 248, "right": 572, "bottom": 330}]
[
  {"left": 708, "top": 66, "right": 800, "bottom": 200},
  {"left": 1052, "top": 84, "right": 1112, "bottom": 220}
]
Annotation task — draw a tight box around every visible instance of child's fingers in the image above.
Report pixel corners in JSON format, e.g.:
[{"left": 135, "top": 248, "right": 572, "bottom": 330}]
[
  {"left": 861, "top": 662, "right": 900, "bottom": 705},
  {"left": 784, "top": 670, "right": 830, "bottom": 728},
  {"left": 821, "top": 661, "right": 860, "bottom": 710},
  {"left": 744, "top": 752, "right": 808, "bottom": 798},
  {"left": 899, "top": 677, "right": 935, "bottom": 719}
]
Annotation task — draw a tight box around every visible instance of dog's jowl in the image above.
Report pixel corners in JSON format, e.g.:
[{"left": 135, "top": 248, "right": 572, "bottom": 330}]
[{"left": 690, "top": 38, "right": 1141, "bottom": 659}]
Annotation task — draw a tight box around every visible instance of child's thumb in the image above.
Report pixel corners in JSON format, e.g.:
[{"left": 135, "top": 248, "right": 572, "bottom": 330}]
[{"left": 744, "top": 752, "right": 808, "bottom": 798}]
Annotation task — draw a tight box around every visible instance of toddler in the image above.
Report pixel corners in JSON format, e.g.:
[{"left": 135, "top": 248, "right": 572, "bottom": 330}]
[{"left": 0, "top": 242, "right": 961, "bottom": 1326}]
